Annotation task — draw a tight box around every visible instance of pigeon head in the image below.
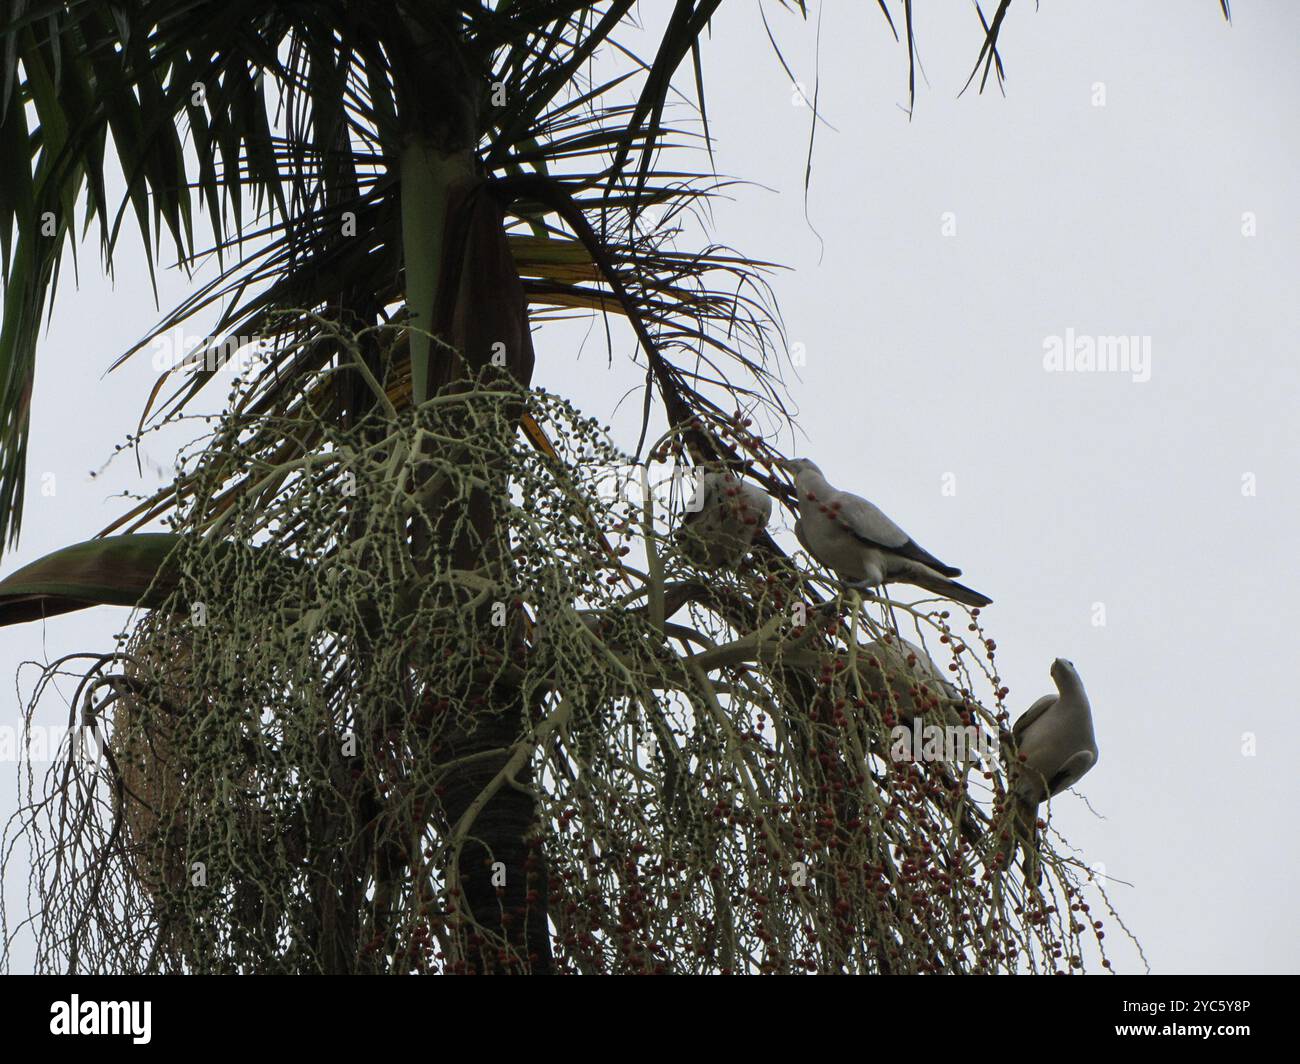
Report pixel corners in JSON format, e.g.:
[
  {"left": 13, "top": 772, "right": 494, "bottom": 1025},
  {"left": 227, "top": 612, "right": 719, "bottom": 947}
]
[
  {"left": 1050, "top": 658, "right": 1080, "bottom": 687},
  {"left": 781, "top": 457, "right": 823, "bottom": 478}
]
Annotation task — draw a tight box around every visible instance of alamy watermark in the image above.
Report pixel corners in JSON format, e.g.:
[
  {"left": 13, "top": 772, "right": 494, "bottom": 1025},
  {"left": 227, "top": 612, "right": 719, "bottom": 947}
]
[
  {"left": 50, "top": 996, "right": 151, "bottom": 1044},
  {"left": 150, "top": 327, "right": 272, "bottom": 374},
  {"left": 0, "top": 724, "right": 105, "bottom": 765},
  {"left": 587, "top": 463, "right": 714, "bottom": 512},
  {"left": 1043, "top": 328, "right": 1151, "bottom": 383},
  {"left": 889, "top": 718, "right": 997, "bottom": 766}
]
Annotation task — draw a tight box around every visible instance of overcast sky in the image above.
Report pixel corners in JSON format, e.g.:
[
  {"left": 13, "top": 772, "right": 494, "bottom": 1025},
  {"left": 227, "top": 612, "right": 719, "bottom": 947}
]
[{"left": 2, "top": 1, "right": 1296, "bottom": 974}]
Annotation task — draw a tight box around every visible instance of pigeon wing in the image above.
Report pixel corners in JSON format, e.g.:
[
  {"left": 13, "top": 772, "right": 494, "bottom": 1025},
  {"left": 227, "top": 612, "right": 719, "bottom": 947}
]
[
  {"left": 832, "top": 491, "right": 962, "bottom": 577},
  {"left": 1047, "top": 749, "right": 1097, "bottom": 797},
  {"left": 891, "top": 538, "right": 962, "bottom": 578},
  {"left": 831, "top": 491, "right": 910, "bottom": 549},
  {"left": 1012, "top": 694, "right": 1057, "bottom": 745}
]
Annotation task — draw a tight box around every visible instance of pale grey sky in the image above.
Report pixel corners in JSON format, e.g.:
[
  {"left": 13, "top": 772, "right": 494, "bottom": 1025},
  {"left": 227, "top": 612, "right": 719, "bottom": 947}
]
[{"left": 2, "top": 1, "right": 1296, "bottom": 973}]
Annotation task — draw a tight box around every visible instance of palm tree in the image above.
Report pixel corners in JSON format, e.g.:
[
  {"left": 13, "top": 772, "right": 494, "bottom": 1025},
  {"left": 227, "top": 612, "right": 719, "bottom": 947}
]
[{"left": 0, "top": 2, "right": 1230, "bottom": 974}]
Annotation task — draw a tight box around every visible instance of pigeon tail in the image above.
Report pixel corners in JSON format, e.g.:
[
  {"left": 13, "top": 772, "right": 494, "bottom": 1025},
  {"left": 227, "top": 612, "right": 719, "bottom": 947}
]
[
  {"left": 897, "top": 564, "right": 993, "bottom": 608},
  {"left": 1014, "top": 796, "right": 1043, "bottom": 885},
  {"left": 940, "top": 578, "right": 993, "bottom": 609}
]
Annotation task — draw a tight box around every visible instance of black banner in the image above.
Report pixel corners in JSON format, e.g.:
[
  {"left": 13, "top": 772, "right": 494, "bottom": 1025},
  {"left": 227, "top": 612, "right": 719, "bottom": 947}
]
[{"left": 0, "top": 973, "right": 1289, "bottom": 1050}]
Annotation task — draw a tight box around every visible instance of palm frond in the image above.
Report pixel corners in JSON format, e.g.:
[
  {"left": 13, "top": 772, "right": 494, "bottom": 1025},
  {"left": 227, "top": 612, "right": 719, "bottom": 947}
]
[{"left": 3, "top": 0, "right": 1215, "bottom": 552}]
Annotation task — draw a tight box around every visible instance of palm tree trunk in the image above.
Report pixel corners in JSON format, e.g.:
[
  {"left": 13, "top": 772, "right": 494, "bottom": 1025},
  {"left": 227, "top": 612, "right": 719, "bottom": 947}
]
[
  {"left": 409, "top": 176, "right": 549, "bottom": 972},
  {"left": 383, "top": 10, "right": 550, "bottom": 973}
]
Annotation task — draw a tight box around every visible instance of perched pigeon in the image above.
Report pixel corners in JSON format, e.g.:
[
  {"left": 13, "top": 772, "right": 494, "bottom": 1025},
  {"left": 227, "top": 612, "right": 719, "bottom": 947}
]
[
  {"left": 1011, "top": 658, "right": 1099, "bottom": 882},
  {"left": 676, "top": 469, "right": 772, "bottom": 569},
  {"left": 862, "top": 637, "right": 965, "bottom": 725},
  {"left": 781, "top": 458, "right": 992, "bottom": 608}
]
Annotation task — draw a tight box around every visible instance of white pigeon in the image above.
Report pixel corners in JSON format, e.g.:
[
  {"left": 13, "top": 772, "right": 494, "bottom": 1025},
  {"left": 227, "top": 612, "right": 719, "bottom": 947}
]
[
  {"left": 862, "top": 637, "right": 964, "bottom": 724},
  {"left": 676, "top": 469, "right": 772, "bottom": 569},
  {"left": 1010, "top": 658, "right": 1099, "bottom": 882},
  {"left": 781, "top": 458, "right": 992, "bottom": 608}
]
